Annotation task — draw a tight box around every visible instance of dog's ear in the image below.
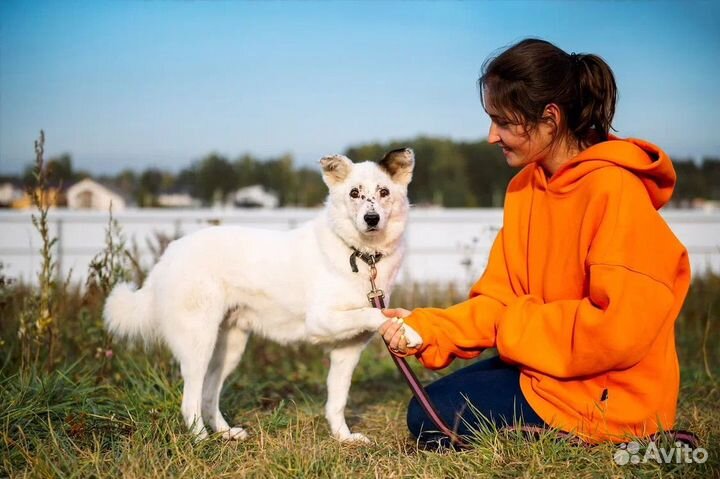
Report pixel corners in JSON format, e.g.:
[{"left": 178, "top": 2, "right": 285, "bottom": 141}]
[
  {"left": 319, "top": 154, "right": 353, "bottom": 186},
  {"left": 379, "top": 148, "right": 414, "bottom": 186}
]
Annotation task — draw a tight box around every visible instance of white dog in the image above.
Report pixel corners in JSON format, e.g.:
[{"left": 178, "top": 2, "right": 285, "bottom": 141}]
[{"left": 104, "top": 148, "right": 422, "bottom": 443}]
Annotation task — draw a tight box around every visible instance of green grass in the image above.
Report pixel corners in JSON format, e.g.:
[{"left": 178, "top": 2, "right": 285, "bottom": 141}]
[{"left": 1, "top": 279, "right": 718, "bottom": 478}]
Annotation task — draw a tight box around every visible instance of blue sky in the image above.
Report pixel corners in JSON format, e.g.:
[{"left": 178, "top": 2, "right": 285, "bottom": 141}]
[{"left": 1, "top": 0, "right": 719, "bottom": 175}]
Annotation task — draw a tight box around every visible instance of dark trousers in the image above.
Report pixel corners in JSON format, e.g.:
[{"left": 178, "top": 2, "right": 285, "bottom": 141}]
[{"left": 407, "top": 355, "right": 546, "bottom": 445}]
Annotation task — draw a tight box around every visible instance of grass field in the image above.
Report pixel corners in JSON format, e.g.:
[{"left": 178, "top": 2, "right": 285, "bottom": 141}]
[{"left": 1, "top": 272, "right": 718, "bottom": 479}]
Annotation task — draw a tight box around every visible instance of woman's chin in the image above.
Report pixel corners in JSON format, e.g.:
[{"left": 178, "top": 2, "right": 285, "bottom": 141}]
[
  {"left": 505, "top": 155, "right": 521, "bottom": 167},
  {"left": 505, "top": 155, "right": 531, "bottom": 168}
]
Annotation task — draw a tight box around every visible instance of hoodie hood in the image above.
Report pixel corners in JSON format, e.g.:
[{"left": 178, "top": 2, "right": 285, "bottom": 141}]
[{"left": 548, "top": 136, "right": 676, "bottom": 209}]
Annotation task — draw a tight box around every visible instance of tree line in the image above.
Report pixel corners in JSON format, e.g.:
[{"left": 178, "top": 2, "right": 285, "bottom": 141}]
[{"left": 4, "top": 136, "right": 719, "bottom": 207}]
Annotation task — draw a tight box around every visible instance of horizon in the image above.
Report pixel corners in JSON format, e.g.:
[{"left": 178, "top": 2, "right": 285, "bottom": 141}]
[{"left": 2, "top": 0, "right": 719, "bottom": 176}]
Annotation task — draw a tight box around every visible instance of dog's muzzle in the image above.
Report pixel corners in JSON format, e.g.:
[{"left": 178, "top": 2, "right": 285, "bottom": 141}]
[{"left": 364, "top": 212, "right": 380, "bottom": 228}]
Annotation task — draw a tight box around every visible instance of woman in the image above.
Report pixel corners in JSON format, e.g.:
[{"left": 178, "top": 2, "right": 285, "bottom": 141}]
[{"left": 379, "top": 38, "right": 690, "bottom": 446}]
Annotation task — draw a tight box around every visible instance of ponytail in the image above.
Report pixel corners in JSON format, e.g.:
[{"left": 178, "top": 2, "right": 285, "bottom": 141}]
[{"left": 572, "top": 53, "right": 617, "bottom": 144}]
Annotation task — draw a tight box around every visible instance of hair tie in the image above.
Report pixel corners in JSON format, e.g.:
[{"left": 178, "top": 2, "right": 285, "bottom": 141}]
[{"left": 570, "top": 52, "right": 581, "bottom": 64}]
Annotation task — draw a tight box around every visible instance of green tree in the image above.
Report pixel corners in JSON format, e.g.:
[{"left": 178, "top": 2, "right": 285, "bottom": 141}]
[
  {"left": 233, "top": 154, "right": 261, "bottom": 188},
  {"left": 195, "top": 154, "right": 238, "bottom": 205},
  {"left": 137, "top": 168, "right": 164, "bottom": 207},
  {"left": 460, "top": 140, "right": 513, "bottom": 207},
  {"left": 701, "top": 157, "right": 720, "bottom": 199},
  {"left": 295, "top": 167, "right": 326, "bottom": 206},
  {"left": 175, "top": 167, "right": 197, "bottom": 195},
  {"left": 674, "top": 159, "right": 703, "bottom": 204},
  {"left": 46, "top": 154, "right": 74, "bottom": 186},
  {"left": 113, "top": 169, "right": 138, "bottom": 200},
  {"left": 257, "top": 154, "right": 296, "bottom": 206}
]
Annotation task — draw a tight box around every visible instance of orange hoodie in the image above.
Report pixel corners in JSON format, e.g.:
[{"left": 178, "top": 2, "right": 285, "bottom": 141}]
[{"left": 403, "top": 137, "right": 690, "bottom": 443}]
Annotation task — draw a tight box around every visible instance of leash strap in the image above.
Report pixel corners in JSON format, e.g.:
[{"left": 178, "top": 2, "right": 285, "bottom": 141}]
[{"left": 363, "top": 255, "right": 468, "bottom": 448}]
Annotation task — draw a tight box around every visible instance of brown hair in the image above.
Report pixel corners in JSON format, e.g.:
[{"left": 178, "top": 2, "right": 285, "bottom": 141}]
[{"left": 479, "top": 38, "right": 617, "bottom": 148}]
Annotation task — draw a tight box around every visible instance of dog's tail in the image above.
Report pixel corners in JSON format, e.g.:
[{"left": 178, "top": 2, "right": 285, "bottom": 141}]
[{"left": 104, "top": 282, "right": 157, "bottom": 344}]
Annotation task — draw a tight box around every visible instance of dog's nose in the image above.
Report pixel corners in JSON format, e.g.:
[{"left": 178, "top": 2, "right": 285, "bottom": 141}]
[{"left": 364, "top": 212, "right": 380, "bottom": 227}]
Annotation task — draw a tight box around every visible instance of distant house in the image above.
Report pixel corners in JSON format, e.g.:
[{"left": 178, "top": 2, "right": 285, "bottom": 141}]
[
  {"left": 0, "top": 182, "right": 24, "bottom": 208},
  {"left": 157, "top": 192, "right": 200, "bottom": 208},
  {"left": 11, "top": 187, "right": 65, "bottom": 209},
  {"left": 233, "top": 185, "right": 279, "bottom": 208},
  {"left": 66, "top": 178, "right": 127, "bottom": 211}
]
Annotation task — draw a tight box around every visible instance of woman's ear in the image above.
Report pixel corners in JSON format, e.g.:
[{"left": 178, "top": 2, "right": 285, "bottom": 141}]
[{"left": 542, "top": 103, "right": 563, "bottom": 135}]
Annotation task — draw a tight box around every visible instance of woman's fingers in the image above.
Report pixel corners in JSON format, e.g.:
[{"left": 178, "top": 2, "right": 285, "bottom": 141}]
[
  {"left": 379, "top": 319, "right": 396, "bottom": 337},
  {"left": 381, "top": 308, "right": 412, "bottom": 318},
  {"left": 389, "top": 327, "right": 407, "bottom": 352},
  {"left": 381, "top": 320, "right": 403, "bottom": 344},
  {"left": 379, "top": 319, "right": 392, "bottom": 339}
]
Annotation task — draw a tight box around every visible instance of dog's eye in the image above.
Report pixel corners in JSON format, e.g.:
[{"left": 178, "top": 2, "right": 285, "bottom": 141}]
[
  {"left": 379, "top": 188, "right": 390, "bottom": 198},
  {"left": 350, "top": 188, "right": 360, "bottom": 199}
]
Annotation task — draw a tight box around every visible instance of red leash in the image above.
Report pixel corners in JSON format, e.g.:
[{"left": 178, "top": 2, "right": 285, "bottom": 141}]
[{"left": 363, "top": 254, "right": 468, "bottom": 448}]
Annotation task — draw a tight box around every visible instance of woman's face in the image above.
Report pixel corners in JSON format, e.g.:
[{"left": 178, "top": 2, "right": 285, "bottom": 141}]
[{"left": 485, "top": 101, "right": 554, "bottom": 169}]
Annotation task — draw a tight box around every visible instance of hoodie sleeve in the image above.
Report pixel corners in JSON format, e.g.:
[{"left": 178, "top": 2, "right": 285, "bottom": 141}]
[{"left": 403, "top": 228, "right": 515, "bottom": 369}]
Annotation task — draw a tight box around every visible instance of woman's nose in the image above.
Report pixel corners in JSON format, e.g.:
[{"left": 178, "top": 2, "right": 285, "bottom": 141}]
[{"left": 488, "top": 122, "right": 501, "bottom": 144}]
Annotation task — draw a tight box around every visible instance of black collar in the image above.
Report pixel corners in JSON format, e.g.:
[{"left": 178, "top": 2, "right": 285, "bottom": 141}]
[{"left": 349, "top": 246, "right": 382, "bottom": 273}]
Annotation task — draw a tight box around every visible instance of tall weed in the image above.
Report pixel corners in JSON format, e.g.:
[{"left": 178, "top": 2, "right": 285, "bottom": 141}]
[{"left": 17, "top": 131, "right": 60, "bottom": 371}]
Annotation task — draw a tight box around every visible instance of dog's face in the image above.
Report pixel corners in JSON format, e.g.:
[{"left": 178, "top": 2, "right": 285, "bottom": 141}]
[{"left": 320, "top": 148, "right": 414, "bottom": 240}]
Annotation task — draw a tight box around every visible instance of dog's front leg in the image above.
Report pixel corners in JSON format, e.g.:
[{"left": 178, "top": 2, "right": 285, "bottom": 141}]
[
  {"left": 306, "top": 307, "right": 385, "bottom": 343},
  {"left": 326, "top": 341, "right": 369, "bottom": 443}
]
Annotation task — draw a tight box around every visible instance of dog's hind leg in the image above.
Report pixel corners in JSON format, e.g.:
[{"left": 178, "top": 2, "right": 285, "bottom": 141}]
[
  {"left": 325, "top": 339, "right": 371, "bottom": 443},
  {"left": 202, "top": 325, "right": 250, "bottom": 440},
  {"left": 165, "top": 308, "right": 222, "bottom": 441}
]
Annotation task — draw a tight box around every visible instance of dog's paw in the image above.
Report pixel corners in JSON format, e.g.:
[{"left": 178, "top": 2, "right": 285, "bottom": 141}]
[
  {"left": 191, "top": 428, "right": 210, "bottom": 443},
  {"left": 339, "top": 432, "right": 371, "bottom": 444},
  {"left": 403, "top": 324, "right": 423, "bottom": 348},
  {"left": 221, "top": 427, "right": 249, "bottom": 441}
]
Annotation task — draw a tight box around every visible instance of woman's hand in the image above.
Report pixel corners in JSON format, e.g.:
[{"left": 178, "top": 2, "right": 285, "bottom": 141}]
[
  {"left": 379, "top": 308, "right": 421, "bottom": 355},
  {"left": 382, "top": 308, "right": 412, "bottom": 320}
]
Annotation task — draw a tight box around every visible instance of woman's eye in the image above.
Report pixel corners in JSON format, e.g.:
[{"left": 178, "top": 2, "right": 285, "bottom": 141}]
[
  {"left": 491, "top": 115, "right": 512, "bottom": 127},
  {"left": 379, "top": 188, "right": 390, "bottom": 198},
  {"left": 350, "top": 188, "right": 360, "bottom": 198}
]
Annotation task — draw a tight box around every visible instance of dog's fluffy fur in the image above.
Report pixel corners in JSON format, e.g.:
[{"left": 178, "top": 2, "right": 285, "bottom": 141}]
[{"left": 104, "top": 148, "right": 421, "bottom": 442}]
